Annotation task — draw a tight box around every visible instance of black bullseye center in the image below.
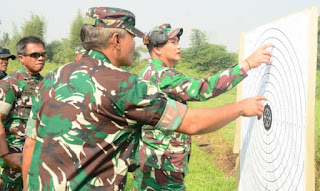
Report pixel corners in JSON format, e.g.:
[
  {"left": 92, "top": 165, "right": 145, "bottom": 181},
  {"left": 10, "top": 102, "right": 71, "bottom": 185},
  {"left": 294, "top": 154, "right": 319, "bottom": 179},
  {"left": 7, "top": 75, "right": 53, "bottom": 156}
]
[{"left": 263, "top": 104, "right": 272, "bottom": 131}]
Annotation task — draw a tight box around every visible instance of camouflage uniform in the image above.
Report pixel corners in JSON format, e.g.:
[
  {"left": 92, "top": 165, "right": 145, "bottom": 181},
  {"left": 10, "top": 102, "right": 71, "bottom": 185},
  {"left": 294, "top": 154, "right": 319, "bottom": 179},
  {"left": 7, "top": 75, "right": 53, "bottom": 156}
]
[
  {"left": 0, "top": 66, "right": 43, "bottom": 190},
  {"left": 74, "top": 45, "right": 86, "bottom": 55},
  {"left": 25, "top": 50, "right": 187, "bottom": 191},
  {"left": 134, "top": 58, "right": 247, "bottom": 190}
]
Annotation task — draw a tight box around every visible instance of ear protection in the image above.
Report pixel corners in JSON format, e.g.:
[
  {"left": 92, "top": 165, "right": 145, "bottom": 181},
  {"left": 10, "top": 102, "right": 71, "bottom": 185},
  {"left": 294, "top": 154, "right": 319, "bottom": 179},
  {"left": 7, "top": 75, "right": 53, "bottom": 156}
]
[
  {"left": 147, "top": 29, "right": 168, "bottom": 46},
  {"left": 143, "top": 24, "right": 171, "bottom": 46}
]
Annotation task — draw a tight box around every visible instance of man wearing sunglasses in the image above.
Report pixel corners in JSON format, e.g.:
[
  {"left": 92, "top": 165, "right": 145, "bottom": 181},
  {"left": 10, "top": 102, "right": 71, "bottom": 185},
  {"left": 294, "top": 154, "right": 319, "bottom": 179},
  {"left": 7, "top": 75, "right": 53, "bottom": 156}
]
[
  {"left": 0, "top": 36, "right": 45, "bottom": 190},
  {"left": 133, "top": 24, "right": 273, "bottom": 190},
  {"left": 0, "top": 47, "right": 16, "bottom": 80}
]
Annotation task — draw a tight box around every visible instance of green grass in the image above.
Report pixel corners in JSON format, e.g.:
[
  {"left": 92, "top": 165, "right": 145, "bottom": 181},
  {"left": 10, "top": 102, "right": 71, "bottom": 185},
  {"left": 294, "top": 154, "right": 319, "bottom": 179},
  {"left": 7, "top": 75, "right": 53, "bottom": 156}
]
[{"left": 185, "top": 144, "right": 236, "bottom": 191}]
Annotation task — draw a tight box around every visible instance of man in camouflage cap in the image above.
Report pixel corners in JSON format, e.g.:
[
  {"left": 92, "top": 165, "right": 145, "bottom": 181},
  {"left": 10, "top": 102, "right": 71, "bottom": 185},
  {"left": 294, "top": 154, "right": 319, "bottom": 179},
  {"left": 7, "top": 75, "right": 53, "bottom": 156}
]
[
  {"left": 0, "top": 36, "right": 46, "bottom": 191},
  {"left": 0, "top": 47, "right": 16, "bottom": 79},
  {"left": 74, "top": 45, "right": 86, "bottom": 61},
  {"left": 22, "top": 7, "right": 267, "bottom": 191},
  {"left": 133, "top": 24, "right": 273, "bottom": 190}
]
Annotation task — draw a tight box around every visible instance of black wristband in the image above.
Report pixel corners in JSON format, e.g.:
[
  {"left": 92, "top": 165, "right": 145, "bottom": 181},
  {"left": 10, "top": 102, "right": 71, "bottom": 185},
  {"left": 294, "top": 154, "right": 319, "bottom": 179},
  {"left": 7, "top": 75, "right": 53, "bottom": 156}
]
[{"left": 0, "top": 152, "right": 10, "bottom": 158}]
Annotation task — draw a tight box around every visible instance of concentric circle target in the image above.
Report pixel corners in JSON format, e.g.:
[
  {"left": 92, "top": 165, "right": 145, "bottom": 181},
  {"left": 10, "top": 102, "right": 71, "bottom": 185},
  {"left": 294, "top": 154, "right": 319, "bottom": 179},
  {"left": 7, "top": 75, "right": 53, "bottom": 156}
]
[{"left": 239, "top": 28, "right": 307, "bottom": 191}]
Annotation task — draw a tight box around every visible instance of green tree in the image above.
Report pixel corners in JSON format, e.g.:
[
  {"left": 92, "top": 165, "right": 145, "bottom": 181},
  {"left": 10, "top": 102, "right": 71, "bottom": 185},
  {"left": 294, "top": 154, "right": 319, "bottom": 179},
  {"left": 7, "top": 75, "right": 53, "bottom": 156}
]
[
  {"left": 50, "top": 38, "right": 74, "bottom": 64},
  {"left": 189, "top": 29, "right": 209, "bottom": 50},
  {"left": 69, "top": 10, "right": 84, "bottom": 49},
  {"left": 133, "top": 45, "right": 148, "bottom": 62},
  {"left": 46, "top": 11, "right": 84, "bottom": 64},
  {"left": 6, "top": 24, "right": 22, "bottom": 56},
  {"left": 129, "top": 45, "right": 149, "bottom": 74},
  {"left": 0, "top": 20, "right": 10, "bottom": 47},
  {"left": 181, "top": 29, "right": 237, "bottom": 75},
  {"left": 0, "top": 32, "right": 10, "bottom": 47},
  {"left": 21, "top": 13, "right": 46, "bottom": 39},
  {"left": 46, "top": 40, "right": 63, "bottom": 62}
]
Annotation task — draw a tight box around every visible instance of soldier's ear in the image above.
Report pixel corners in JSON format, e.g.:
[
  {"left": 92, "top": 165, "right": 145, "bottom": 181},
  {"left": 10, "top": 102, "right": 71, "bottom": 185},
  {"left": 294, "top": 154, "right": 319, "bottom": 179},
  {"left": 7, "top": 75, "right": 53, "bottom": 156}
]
[
  {"left": 18, "top": 54, "right": 25, "bottom": 65},
  {"left": 153, "top": 46, "right": 162, "bottom": 55},
  {"left": 110, "top": 33, "right": 121, "bottom": 49}
]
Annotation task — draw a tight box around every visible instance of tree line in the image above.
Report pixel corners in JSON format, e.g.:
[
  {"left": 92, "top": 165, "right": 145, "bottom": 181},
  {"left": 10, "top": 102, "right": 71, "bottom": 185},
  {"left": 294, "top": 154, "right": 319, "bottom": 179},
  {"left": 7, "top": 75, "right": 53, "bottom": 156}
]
[
  {"left": 0, "top": 12, "right": 319, "bottom": 73},
  {"left": 0, "top": 11, "right": 83, "bottom": 65}
]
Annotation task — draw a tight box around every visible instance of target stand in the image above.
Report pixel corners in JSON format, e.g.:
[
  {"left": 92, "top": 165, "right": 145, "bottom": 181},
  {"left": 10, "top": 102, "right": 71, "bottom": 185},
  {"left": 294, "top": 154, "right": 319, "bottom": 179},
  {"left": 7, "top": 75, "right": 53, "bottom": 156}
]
[{"left": 234, "top": 6, "right": 318, "bottom": 191}]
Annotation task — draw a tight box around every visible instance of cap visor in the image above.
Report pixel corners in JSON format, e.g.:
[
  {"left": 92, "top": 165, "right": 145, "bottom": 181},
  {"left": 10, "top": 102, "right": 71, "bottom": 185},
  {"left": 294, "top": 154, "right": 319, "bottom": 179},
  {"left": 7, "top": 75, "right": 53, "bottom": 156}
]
[
  {"left": 0, "top": 54, "right": 16, "bottom": 60},
  {"left": 168, "top": 28, "right": 183, "bottom": 39},
  {"left": 133, "top": 28, "right": 146, "bottom": 38}
]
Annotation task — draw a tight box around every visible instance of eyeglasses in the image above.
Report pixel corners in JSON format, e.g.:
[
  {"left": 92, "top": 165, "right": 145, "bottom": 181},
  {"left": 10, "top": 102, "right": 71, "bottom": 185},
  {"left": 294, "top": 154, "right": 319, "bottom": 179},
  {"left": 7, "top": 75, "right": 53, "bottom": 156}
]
[{"left": 23, "top": 52, "right": 47, "bottom": 58}]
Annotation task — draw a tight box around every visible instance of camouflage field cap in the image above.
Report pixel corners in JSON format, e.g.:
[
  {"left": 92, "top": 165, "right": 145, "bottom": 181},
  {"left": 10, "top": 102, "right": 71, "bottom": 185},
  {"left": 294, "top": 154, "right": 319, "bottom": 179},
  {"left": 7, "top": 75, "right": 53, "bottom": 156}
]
[
  {"left": 0, "top": 47, "right": 16, "bottom": 60},
  {"left": 75, "top": 45, "right": 86, "bottom": 55},
  {"left": 143, "top": 24, "right": 183, "bottom": 47},
  {"left": 83, "top": 7, "right": 145, "bottom": 38}
]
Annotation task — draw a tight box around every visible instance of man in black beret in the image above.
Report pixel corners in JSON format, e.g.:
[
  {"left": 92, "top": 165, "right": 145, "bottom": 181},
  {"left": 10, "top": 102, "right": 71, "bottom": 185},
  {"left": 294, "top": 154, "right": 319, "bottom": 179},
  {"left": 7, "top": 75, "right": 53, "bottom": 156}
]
[{"left": 0, "top": 47, "right": 16, "bottom": 79}]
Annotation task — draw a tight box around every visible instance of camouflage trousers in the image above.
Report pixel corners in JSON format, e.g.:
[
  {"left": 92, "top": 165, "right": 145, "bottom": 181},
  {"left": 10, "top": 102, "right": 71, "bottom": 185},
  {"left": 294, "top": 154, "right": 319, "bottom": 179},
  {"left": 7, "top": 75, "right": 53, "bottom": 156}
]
[
  {"left": 133, "top": 166, "right": 186, "bottom": 191},
  {"left": 0, "top": 165, "right": 23, "bottom": 191}
]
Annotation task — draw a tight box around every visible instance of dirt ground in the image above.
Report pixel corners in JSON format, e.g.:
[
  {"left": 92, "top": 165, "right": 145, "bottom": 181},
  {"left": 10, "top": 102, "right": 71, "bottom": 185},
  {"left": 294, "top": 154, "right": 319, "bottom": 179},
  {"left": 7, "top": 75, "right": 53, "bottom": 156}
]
[{"left": 193, "top": 133, "right": 237, "bottom": 177}]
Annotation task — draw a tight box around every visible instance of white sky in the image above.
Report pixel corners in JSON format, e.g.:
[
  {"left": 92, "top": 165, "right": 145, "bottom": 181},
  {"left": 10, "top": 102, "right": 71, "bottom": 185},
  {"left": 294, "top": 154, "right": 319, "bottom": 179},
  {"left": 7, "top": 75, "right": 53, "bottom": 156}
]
[{"left": 0, "top": 0, "right": 319, "bottom": 52}]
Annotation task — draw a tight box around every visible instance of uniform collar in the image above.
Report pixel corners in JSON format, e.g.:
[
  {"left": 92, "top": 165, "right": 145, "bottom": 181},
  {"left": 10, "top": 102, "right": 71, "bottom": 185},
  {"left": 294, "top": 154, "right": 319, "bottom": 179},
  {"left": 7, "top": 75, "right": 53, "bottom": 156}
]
[
  {"left": 149, "top": 58, "right": 165, "bottom": 67},
  {"left": 19, "top": 65, "right": 42, "bottom": 81},
  {"left": 88, "top": 50, "right": 111, "bottom": 64}
]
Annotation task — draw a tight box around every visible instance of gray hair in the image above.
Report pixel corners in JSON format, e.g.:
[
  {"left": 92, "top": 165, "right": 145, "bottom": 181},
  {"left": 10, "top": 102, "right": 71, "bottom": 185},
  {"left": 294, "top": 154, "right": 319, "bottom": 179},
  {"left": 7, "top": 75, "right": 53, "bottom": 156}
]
[{"left": 80, "top": 25, "right": 127, "bottom": 51}]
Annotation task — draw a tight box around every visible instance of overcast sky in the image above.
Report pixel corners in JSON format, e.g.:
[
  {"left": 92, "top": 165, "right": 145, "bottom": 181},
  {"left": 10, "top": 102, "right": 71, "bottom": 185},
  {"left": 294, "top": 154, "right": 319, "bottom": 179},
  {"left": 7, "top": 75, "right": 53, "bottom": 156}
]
[{"left": 0, "top": 0, "right": 319, "bottom": 52}]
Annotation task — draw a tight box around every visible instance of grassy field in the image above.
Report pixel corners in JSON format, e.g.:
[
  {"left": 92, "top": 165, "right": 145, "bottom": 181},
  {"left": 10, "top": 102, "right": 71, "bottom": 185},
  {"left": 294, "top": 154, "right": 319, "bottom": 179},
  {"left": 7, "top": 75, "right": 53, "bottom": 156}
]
[{"left": 6, "top": 62, "right": 320, "bottom": 190}]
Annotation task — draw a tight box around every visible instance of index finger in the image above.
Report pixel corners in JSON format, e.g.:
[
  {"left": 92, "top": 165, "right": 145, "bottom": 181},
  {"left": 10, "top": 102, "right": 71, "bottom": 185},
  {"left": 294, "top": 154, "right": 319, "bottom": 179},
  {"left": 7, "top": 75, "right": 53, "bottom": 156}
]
[
  {"left": 260, "top": 43, "right": 274, "bottom": 50},
  {"left": 256, "top": 96, "right": 267, "bottom": 101}
]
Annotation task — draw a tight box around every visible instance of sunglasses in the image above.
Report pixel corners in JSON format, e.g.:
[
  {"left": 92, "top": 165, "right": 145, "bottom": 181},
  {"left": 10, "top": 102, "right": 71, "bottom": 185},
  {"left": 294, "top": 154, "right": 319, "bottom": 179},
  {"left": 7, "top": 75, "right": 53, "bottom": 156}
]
[{"left": 23, "top": 52, "right": 47, "bottom": 58}]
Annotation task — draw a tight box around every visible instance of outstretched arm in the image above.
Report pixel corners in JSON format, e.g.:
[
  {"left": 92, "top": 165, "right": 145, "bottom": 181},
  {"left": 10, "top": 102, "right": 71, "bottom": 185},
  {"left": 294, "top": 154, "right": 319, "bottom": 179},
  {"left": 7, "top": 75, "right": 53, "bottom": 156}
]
[{"left": 176, "top": 96, "right": 266, "bottom": 135}]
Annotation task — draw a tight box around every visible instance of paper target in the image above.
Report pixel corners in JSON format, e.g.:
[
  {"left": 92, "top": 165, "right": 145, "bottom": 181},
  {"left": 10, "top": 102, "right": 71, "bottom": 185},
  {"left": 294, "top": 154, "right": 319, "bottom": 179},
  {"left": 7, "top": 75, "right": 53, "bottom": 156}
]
[{"left": 237, "top": 7, "right": 317, "bottom": 191}]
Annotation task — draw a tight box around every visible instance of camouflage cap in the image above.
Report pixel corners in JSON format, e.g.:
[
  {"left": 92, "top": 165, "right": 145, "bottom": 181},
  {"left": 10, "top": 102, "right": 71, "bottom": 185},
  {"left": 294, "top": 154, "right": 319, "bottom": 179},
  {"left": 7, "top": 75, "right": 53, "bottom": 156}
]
[
  {"left": 75, "top": 45, "right": 86, "bottom": 55},
  {"left": 83, "top": 7, "right": 145, "bottom": 38},
  {"left": 0, "top": 47, "right": 16, "bottom": 60},
  {"left": 143, "top": 24, "right": 183, "bottom": 47}
]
